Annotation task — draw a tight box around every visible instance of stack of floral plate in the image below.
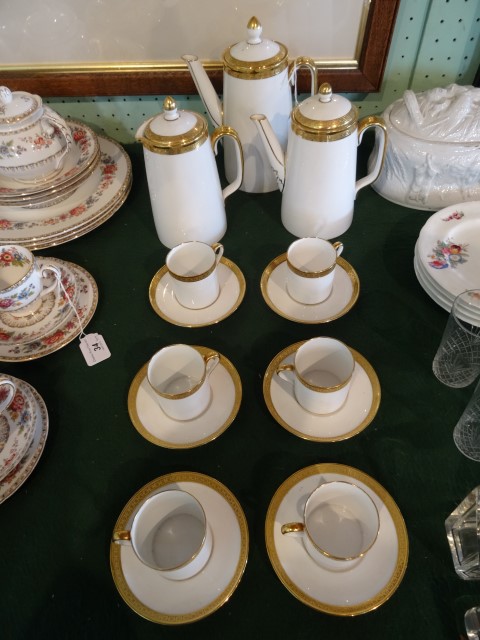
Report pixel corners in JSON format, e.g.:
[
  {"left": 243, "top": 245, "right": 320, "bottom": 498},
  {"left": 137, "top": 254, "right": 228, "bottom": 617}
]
[
  {"left": 414, "top": 201, "right": 480, "bottom": 323},
  {"left": 0, "top": 374, "right": 48, "bottom": 504},
  {"left": 0, "top": 120, "right": 131, "bottom": 250},
  {"left": 0, "top": 256, "right": 98, "bottom": 362}
]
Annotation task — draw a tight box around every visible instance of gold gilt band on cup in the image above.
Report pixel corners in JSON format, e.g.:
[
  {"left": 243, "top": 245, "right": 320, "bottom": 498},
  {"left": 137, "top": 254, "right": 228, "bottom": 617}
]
[
  {"left": 168, "top": 244, "right": 222, "bottom": 283},
  {"left": 276, "top": 363, "right": 353, "bottom": 393},
  {"left": 153, "top": 351, "right": 219, "bottom": 400},
  {"left": 286, "top": 258, "right": 336, "bottom": 278}
]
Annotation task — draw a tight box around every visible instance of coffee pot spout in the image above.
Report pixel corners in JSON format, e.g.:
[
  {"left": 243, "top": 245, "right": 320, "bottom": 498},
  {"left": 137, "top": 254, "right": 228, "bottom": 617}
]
[
  {"left": 182, "top": 54, "right": 223, "bottom": 128},
  {"left": 250, "top": 114, "right": 286, "bottom": 191}
]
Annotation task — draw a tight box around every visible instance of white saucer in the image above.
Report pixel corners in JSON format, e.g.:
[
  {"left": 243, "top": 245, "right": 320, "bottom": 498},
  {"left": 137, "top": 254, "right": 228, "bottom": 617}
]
[
  {"left": 110, "top": 472, "right": 249, "bottom": 624},
  {"left": 128, "top": 346, "right": 242, "bottom": 448},
  {"left": 0, "top": 259, "right": 98, "bottom": 362},
  {"left": 0, "top": 259, "right": 79, "bottom": 345},
  {"left": 0, "top": 374, "right": 37, "bottom": 480},
  {"left": 0, "top": 380, "right": 48, "bottom": 504},
  {"left": 260, "top": 255, "right": 359, "bottom": 323},
  {"left": 265, "top": 463, "right": 408, "bottom": 616},
  {"left": 263, "top": 341, "right": 380, "bottom": 442},
  {"left": 149, "top": 258, "right": 246, "bottom": 327}
]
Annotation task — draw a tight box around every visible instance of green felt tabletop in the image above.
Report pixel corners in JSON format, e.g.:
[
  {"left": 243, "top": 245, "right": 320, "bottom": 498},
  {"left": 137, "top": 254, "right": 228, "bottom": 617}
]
[{"left": 0, "top": 140, "right": 478, "bottom": 640}]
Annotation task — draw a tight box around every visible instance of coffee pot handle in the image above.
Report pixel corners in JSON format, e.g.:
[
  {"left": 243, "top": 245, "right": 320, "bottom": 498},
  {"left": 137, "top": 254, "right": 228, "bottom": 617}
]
[
  {"left": 355, "top": 115, "right": 387, "bottom": 195},
  {"left": 211, "top": 125, "right": 244, "bottom": 201}
]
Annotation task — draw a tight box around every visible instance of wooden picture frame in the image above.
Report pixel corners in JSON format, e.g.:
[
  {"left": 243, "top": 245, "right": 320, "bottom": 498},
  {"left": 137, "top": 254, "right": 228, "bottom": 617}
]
[{"left": 1, "top": 0, "right": 400, "bottom": 97}]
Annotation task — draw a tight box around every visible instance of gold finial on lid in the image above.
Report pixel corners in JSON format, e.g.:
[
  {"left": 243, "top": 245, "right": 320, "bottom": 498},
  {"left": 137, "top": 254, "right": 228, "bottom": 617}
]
[
  {"left": 163, "top": 96, "right": 176, "bottom": 111},
  {"left": 319, "top": 83, "right": 332, "bottom": 103},
  {"left": 247, "top": 16, "right": 261, "bottom": 30}
]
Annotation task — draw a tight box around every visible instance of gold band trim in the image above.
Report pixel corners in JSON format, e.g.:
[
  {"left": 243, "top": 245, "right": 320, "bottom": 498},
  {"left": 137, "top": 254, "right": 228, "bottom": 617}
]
[
  {"left": 287, "top": 258, "right": 336, "bottom": 278},
  {"left": 276, "top": 345, "right": 354, "bottom": 393},
  {"left": 223, "top": 44, "right": 288, "bottom": 79},
  {"left": 139, "top": 114, "right": 208, "bottom": 155},
  {"left": 291, "top": 105, "right": 358, "bottom": 142},
  {"left": 168, "top": 260, "right": 216, "bottom": 283}
]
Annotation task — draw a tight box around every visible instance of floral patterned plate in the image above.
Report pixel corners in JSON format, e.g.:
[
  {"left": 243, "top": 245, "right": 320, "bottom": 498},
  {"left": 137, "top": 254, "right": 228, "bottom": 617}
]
[
  {"left": 0, "top": 380, "right": 48, "bottom": 504},
  {"left": 0, "top": 135, "right": 131, "bottom": 250},
  {"left": 0, "top": 121, "right": 99, "bottom": 200},
  {"left": 0, "top": 259, "right": 80, "bottom": 345},
  {"left": 417, "top": 201, "right": 480, "bottom": 298},
  {"left": 0, "top": 259, "right": 98, "bottom": 362},
  {"left": 0, "top": 375, "right": 37, "bottom": 481}
]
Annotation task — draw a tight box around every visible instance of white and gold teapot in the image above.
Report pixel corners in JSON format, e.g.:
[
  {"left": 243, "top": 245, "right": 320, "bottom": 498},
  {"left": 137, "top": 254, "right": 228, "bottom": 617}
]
[
  {"left": 183, "top": 16, "right": 316, "bottom": 194},
  {"left": 252, "top": 83, "right": 387, "bottom": 239},
  {"left": 136, "top": 96, "right": 243, "bottom": 249},
  {"left": 0, "top": 86, "right": 72, "bottom": 183}
]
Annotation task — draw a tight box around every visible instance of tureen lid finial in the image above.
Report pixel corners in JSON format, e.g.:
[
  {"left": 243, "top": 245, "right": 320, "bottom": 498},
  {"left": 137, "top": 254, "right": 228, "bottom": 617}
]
[
  {"left": 0, "top": 87, "right": 13, "bottom": 107},
  {"left": 246, "top": 16, "right": 262, "bottom": 44}
]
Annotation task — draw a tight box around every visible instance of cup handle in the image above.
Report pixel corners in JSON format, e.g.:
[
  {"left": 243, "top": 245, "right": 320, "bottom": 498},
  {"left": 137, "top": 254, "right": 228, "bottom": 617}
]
[
  {"left": 112, "top": 530, "right": 132, "bottom": 545},
  {"left": 332, "top": 241, "right": 344, "bottom": 258},
  {"left": 212, "top": 243, "right": 224, "bottom": 265},
  {"left": 276, "top": 363, "right": 295, "bottom": 384},
  {"left": 0, "top": 378, "right": 16, "bottom": 414},
  {"left": 204, "top": 351, "right": 220, "bottom": 377},
  {"left": 281, "top": 522, "right": 305, "bottom": 535},
  {"left": 39, "top": 263, "right": 62, "bottom": 298}
]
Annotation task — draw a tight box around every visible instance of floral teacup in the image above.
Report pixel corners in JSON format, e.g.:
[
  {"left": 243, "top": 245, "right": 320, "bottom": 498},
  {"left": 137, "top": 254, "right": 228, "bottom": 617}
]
[{"left": 0, "top": 245, "right": 61, "bottom": 314}]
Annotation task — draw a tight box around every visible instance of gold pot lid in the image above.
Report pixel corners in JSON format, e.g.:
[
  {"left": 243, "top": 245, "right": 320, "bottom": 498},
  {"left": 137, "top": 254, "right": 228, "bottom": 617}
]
[
  {"left": 291, "top": 83, "right": 359, "bottom": 141},
  {"left": 0, "top": 86, "right": 41, "bottom": 127},
  {"left": 223, "top": 17, "right": 288, "bottom": 79},
  {"left": 139, "top": 96, "right": 208, "bottom": 154}
]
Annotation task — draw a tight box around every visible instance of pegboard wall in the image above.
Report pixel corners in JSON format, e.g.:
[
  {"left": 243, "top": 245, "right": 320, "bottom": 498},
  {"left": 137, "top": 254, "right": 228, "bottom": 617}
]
[{"left": 44, "top": 0, "right": 480, "bottom": 144}]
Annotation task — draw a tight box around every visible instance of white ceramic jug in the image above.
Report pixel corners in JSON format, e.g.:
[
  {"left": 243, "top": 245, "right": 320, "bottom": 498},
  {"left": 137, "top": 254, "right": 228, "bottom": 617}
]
[
  {"left": 251, "top": 83, "right": 387, "bottom": 239},
  {"left": 183, "top": 16, "right": 316, "bottom": 194},
  {"left": 136, "top": 97, "right": 243, "bottom": 249}
]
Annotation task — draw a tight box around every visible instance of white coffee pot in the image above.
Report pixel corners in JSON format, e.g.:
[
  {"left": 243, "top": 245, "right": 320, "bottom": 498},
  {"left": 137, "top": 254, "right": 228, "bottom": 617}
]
[
  {"left": 0, "top": 86, "right": 73, "bottom": 183},
  {"left": 136, "top": 96, "right": 243, "bottom": 249},
  {"left": 251, "top": 82, "right": 387, "bottom": 239},
  {"left": 183, "top": 16, "right": 316, "bottom": 194}
]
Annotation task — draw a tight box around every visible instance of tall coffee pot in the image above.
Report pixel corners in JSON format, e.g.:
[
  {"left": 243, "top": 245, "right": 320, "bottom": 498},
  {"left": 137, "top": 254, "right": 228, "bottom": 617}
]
[
  {"left": 183, "top": 16, "right": 316, "bottom": 193},
  {"left": 252, "top": 83, "right": 387, "bottom": 239},
  {"left": 136, "top": 97, "right": 243, "bottom": 249}
]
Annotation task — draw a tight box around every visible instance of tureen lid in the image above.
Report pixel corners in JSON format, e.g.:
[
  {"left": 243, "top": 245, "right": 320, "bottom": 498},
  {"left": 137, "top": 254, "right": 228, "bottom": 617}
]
[
  {"left": 291, "top": 83, "right": 358, "bottom": 140},
  {"left": 388, "top": 85, "right": 480, "bottom": 142},
  {"left": 0, "top": 86, "right": 42, "bottom": 126},
  {"left": 223, "top": 17, "right": 288, "bottom": 79},
  {"left": 140, "top": 96, "right": 208, "bottom": 154}
]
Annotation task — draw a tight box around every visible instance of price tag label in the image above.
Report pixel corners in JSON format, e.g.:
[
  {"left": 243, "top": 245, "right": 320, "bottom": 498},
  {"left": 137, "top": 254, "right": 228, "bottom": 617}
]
[{"left": 79, "top": 333, "right": 111, "bottom": 366}]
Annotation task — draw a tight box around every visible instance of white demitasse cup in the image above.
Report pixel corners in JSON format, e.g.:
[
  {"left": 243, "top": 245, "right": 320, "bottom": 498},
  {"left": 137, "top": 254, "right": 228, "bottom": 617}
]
[
  {"left": 281, "top": 480, "right": 380, "bottom": 571},
  {"left": 0, "top": 244, "right": 61, "bottom": 315},
  {"left": 276, "top": 337, "right": 355, "bottom": 414},
  {"left": 113, "top": 489, "right": 213, "bottom": 580},
  {"left": 286, "top": 237, "right": 343, "bottom": 305},
  {"left": 147, "top": 344, "right": 220, "bottom": 421},
  {"left": 166, "top": 241, "right": 224, "bottom": 309}
]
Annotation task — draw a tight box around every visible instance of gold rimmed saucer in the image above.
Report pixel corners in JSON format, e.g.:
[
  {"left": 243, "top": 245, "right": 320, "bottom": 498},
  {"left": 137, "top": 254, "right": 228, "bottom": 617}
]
[
  {"left": 265, "top": 463, "right": 408, "bottom": 616},
  {"left": 260, "top": 254, "right": 359, "bottom": 323},
  {"left": 263, "top": 341, "right": 380, "bottom": 442},
  {"left": 149, "top": 257, "right": 246, "bottom": 327},
  {"left": 110, "top": 471, "right": 249, "bottom": 624},
  {"left": 128, "top": 346, "right": 242, "bottom": 449}
]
